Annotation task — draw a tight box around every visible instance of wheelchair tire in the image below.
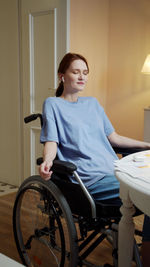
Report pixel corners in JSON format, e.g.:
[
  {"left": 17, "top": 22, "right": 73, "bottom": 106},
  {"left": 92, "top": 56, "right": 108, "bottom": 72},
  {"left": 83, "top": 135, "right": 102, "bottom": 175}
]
[{"left": 13, "top": 175, "right": 78, "bottom": 267}]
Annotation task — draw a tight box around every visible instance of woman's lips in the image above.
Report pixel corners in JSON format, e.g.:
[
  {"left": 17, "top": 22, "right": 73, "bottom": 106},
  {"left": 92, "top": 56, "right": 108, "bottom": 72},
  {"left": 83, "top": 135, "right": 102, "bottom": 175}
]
[{"left": 77, "top": 82, "right": 84, "bottom": 85}]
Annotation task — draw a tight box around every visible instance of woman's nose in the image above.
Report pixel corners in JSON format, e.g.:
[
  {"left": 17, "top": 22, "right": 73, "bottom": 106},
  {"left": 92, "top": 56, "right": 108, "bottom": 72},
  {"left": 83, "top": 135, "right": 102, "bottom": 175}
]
[{"left": 78, "top": 73, "right": 83, "bottom": 79}]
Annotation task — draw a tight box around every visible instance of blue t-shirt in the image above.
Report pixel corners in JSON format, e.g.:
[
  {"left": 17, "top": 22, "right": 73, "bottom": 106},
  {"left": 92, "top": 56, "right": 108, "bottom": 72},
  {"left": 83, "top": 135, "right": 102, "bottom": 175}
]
[{"left": 40, "top": 96, "right": 118, "bottom": 187}]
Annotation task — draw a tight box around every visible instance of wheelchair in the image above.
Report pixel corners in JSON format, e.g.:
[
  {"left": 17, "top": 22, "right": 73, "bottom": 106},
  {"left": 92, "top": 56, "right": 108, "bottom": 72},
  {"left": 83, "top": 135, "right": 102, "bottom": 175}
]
[{"left": 13, "top": 113, "right": 144, "bottom": 267}]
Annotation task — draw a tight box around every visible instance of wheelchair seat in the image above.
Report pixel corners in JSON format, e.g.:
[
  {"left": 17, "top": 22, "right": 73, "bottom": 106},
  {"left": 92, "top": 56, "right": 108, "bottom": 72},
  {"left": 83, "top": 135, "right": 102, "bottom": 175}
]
[{"left": 51, "top": 173, "right": 121, "bottom": 220}]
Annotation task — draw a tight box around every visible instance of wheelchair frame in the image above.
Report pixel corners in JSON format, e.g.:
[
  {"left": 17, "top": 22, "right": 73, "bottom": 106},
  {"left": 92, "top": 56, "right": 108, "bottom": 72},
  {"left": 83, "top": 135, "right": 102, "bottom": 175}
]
[{"left": 13, "top": 113, "right": 144, "bottom": 267}]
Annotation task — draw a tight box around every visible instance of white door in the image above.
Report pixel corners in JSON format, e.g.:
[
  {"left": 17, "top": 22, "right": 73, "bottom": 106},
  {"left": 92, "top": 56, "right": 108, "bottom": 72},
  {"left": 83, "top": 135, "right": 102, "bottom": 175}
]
[{"left": 20, "top": 0, "right": 69, "bottom": 180}]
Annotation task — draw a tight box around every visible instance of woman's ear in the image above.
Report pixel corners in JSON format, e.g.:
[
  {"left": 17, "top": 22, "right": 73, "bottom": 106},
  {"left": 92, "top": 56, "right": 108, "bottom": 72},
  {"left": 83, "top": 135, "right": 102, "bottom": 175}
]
[
  {"left": 58, "top": 73, "right": 64, "bottom": 82},
  {"left": 58, "top": 73, "right": 61, "bottom": 82}
]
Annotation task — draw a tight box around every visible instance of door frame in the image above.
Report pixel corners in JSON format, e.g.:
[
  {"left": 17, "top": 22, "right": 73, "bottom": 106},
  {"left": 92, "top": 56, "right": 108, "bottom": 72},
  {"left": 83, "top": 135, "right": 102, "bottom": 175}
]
[{"left": 17, "top": 0, "right": 70, "bottom": 185}]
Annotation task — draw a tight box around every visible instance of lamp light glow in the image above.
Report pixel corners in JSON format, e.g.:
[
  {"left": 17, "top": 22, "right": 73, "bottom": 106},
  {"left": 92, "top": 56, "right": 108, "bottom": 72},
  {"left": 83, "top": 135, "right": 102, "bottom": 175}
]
[{"left": 141, "top": 55, "right": 150, "bottom": 74}]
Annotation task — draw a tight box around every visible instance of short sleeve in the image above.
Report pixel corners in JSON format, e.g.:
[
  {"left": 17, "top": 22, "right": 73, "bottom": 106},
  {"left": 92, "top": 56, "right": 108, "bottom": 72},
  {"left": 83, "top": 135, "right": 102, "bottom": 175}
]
[
  {"left": 40, "top": 98, "right": 59, "bottom": 144},
  {"left": 93, "top": 97, "right": 114, "bottom": 136},
  {"left": 102, "top": 109, "right": 115, "bottom": 136}
]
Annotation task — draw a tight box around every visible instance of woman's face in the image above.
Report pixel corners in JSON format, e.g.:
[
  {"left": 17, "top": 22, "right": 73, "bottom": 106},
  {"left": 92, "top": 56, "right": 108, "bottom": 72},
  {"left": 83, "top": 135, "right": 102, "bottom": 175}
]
[{"left": 62, "top": 59, "right": 89, "bottom": 93}]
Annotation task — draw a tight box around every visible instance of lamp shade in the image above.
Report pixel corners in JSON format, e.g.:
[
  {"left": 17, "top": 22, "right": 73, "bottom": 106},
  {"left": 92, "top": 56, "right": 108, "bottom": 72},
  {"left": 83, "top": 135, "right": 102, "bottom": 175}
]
[{"left": 141, "top": 54, "right": 150, "bottom": 74}]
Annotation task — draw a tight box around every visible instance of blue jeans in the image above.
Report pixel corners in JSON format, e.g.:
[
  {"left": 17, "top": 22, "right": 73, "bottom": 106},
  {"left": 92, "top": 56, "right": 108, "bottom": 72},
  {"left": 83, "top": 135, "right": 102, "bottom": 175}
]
[
  {"left": 88, "top": 174, "right": 120, "bottom": 201},
  {"left": 88, "top": 175, "right": 150, "bottom": 241}
]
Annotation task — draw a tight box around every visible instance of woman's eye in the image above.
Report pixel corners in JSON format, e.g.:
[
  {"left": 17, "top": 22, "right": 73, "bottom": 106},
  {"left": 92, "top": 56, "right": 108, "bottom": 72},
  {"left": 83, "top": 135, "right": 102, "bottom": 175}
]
[
  {"left": 73, "top": 71, "right": 78, "bottom": 74},
  {"left": 83, "top": 71, "right": 88, "bottom": 75},
  {"left": 72, "top": 70, "right": 88, "bottom": 75}
]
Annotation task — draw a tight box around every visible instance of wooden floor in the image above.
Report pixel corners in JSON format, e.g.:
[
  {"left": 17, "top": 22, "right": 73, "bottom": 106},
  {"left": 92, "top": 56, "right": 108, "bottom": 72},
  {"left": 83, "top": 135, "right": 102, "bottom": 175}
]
[
  {"left": 0, "top": 192, "right": 21, "bottom": 264},
  {"left": 0, "top": 192, "right": 144, "bottom": 266}
]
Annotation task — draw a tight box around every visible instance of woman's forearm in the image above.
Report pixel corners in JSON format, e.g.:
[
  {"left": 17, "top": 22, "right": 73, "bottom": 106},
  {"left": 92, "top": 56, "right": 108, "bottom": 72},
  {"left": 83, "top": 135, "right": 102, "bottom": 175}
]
[
  {"left": 43, "top": 141, "right": 57, "bottom": 163},
  {"left": 108, "top": 132, "right": 150, "bottom": 149},
  {"left": 39, "top": 141, "right": 57, "bottom": 180}
]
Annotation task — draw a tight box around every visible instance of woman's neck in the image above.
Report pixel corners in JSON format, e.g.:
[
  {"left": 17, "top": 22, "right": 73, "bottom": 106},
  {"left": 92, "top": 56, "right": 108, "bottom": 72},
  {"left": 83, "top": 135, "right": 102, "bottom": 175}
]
[{"left": 60, "top": 92, "right": 79, "bottom": 103}]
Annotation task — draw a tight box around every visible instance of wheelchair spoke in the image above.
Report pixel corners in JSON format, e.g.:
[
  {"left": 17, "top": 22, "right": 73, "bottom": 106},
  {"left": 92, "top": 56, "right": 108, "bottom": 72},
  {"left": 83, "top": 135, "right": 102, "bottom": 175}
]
[{"left": 13, "top": 179, "right": 78, "bottom": 267}]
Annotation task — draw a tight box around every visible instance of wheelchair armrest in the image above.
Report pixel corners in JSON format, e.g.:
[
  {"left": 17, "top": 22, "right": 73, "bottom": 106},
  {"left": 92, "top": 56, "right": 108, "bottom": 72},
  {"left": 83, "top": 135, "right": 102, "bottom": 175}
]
[
  {"left": 52, "top": 160, "right": 77, "bottom": 174},
  {"left": 113, "top": 146, "right": 148, "bottom": 157},
  {"left": 37, "top": 157, "right": 77, "bottom": 175}
]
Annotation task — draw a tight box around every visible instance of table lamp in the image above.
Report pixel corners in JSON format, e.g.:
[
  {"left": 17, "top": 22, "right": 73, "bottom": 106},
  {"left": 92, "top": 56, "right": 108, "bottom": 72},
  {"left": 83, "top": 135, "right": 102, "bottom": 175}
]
[{"left": 141, "top": 54, "right": 150, "bottom": 74}]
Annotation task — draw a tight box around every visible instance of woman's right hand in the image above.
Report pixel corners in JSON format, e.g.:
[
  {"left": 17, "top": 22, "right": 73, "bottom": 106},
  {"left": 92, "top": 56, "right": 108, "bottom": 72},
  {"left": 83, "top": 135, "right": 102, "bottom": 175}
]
[{"left": 39, "top": 160, "right": 53, "bottom": 180}]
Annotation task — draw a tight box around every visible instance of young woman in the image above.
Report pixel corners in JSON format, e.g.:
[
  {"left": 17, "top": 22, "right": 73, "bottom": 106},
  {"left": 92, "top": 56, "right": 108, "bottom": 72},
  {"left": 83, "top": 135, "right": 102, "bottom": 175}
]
[{"left": 39, "top": 53, "right": 150, "bottom": 265}]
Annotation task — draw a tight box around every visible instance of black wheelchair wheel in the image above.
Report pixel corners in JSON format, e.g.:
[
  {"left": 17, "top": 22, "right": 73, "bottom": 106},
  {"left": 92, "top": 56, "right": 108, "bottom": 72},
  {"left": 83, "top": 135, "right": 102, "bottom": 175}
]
[{"left": 13, "top": 176, "right": 78, "bottom": 267}]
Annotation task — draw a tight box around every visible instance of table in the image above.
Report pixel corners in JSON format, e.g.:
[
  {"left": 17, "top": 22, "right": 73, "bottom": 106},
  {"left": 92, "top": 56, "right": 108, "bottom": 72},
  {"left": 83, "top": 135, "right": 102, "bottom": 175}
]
[
  {"left": 0, "top": 253, "right": 24, "bottom": 266},
  {"left": 115, "top": 150, "right": 150, "bottom": 267}
]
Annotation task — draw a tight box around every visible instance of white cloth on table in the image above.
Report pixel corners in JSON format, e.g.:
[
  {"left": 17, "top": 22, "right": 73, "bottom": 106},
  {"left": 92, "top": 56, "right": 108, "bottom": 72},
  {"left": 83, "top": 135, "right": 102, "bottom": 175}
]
[{"left": 114, "top": 151, "right": 150, "bottom": 184}]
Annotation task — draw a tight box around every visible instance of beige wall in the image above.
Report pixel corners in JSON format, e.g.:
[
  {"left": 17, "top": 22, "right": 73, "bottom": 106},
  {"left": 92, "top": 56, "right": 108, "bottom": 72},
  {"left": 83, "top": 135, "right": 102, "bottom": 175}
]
[
  {"left": 70, "top": 0, "right": 150, "bottom": 140},
  {"left": 107, "top": 0, "right": 150, "bottom": 139},
  {"left": 70, "top": 0, "right": 109, "bottom": 106},
  {"left": 0, "top": 0, "right": 21, "bottom": 185}
]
